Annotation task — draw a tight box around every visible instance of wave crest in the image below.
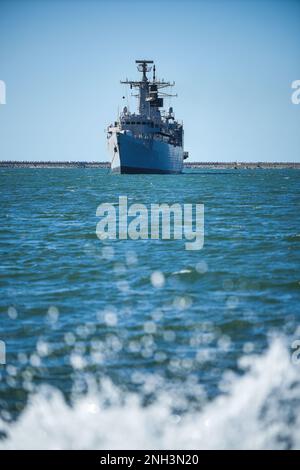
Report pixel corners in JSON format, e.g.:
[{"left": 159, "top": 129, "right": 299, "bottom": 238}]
[{"left": 1, "top": 339, "right": 300, "bottom": 449}]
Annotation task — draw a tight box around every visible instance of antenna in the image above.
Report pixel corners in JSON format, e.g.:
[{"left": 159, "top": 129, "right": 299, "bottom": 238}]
[
  {"left": 135, "top": 60, "right": 153, "bottom": 64},
  {"left": 135, "top": 60, "right": 153, "bottom": 81},
  {"left": 153, "top": 64, "right": 156, "bottom": 82}
]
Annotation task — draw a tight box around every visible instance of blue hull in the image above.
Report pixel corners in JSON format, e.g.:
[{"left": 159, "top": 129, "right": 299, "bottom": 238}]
[
  {"left": 112, "top": 165, "right": 179, "bottom": 174},
  {"left": 110, "top": 132, "right": 183, "bottom": 174}
]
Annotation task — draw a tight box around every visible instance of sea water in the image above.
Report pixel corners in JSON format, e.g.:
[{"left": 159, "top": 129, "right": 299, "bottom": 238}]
[{"left": 0, "top": 168, "right": 300, "bottom": 449}]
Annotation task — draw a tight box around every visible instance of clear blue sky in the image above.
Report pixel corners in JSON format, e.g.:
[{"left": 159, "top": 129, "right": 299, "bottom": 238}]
[{"left": 0, "top": 0, "right": 299, "bottom": 162}]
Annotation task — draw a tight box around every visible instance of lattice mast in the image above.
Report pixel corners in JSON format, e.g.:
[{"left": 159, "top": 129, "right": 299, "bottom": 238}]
[{"left": 120, "top": 60, "right": 176, "bottom": 117}]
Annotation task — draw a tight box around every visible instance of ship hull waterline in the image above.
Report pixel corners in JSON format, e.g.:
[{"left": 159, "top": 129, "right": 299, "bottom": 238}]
[{"left": 109, "top": 132, "right": 184, "bottom": 175}]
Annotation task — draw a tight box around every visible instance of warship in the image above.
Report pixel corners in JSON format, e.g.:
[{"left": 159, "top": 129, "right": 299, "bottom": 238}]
[{"left": 107, "top": 60, "right": 188, "bottom": 174}]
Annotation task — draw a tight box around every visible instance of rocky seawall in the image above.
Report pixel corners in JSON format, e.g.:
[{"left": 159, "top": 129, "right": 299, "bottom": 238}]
[{"left": 0, "top": 161, "right": 299, "bottom": 169}]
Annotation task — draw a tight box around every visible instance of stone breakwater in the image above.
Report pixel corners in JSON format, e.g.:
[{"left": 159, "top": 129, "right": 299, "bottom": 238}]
[
  {"left": 0, "top": 161, "right": 299, "bottom": 169},
  {"left": 0, "top": 161, "right": 110, "bottom": 168}
]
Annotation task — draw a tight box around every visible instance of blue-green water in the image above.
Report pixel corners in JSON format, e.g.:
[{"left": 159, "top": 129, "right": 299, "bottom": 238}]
[{"left": 0, "top": 168, "right": 300, "bottom": 449}]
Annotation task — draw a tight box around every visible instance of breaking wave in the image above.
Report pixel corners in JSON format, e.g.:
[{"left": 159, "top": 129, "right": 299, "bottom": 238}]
[{"left": 1, "top": 339, "right": 300, "bottom": 450}]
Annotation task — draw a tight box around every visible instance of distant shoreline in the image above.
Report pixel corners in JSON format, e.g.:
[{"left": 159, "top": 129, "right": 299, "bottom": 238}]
[{"left": 0, "top": 161, "right": 299, "bottom": 169}]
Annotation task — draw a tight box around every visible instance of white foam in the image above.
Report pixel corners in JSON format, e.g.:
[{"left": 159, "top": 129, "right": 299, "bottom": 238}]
[
  {"left": 1, "top": 339, "right": 300, "bottom": 449},
  {"left": 172, "top": 269, "right": 192, "bottom": 274}
]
